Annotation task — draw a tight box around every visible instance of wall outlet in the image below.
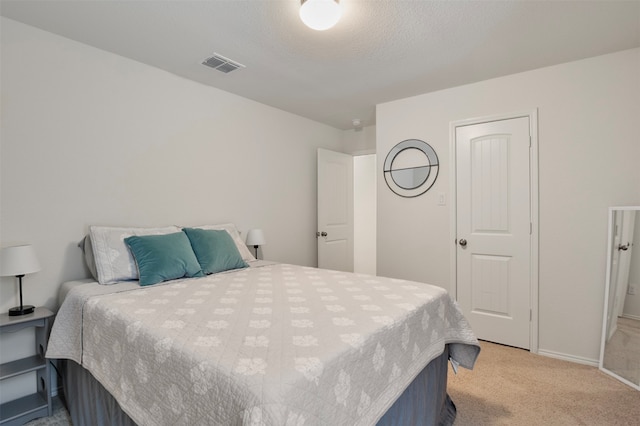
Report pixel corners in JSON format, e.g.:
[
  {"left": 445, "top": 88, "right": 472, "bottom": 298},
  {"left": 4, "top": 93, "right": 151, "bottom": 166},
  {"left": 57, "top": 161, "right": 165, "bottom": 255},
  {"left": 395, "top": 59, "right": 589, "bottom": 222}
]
[{"left": 628, "top": 285, "right": 636, "bottom": 295}]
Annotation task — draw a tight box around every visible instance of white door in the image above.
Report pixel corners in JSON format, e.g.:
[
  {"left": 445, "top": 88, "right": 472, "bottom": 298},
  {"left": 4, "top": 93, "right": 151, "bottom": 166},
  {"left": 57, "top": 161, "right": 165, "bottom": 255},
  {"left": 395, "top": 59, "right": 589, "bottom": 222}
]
[
  {"left": 456, "top": 117, "right": 531, "bottom": 349},
  {"left": 317, "top": 149, "right": 353, "bottom": 272}
]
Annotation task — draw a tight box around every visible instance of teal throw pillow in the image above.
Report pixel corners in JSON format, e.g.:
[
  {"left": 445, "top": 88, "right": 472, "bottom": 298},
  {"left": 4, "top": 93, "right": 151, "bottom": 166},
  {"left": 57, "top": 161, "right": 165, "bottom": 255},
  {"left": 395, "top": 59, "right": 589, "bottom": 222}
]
[
  {"left": 124, "top": 232, "right": 204, "bottom": 286},
  {"left": 182, "top": 228, "right": 248, "bottom": 275}
]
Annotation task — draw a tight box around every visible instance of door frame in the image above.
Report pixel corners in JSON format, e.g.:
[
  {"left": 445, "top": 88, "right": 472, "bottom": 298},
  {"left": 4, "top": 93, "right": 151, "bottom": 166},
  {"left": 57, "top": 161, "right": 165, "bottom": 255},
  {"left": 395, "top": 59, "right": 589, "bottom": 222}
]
[{"left": 449, "top": 109, "right": 539, "bottom": 353}]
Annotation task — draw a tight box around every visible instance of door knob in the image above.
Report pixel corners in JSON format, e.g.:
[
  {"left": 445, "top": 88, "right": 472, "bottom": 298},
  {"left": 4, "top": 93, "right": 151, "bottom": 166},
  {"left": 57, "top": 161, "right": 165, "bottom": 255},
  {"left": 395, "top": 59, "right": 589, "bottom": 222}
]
[
  {"left": 618, "top": 243, "right": 629, "bottom": 251},
  {"left": 459, "top": 239, "right": 467, "bottom": 247},
  {"left": 316, "top": 231, "right": 328, "bottom": 238}
]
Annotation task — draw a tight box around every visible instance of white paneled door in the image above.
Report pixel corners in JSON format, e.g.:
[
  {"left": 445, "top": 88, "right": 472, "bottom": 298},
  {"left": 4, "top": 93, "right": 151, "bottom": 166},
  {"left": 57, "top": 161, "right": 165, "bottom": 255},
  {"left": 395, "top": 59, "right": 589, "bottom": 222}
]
[
  {"left": 317, "top": 149, "right": 354, "bottom": 272},
  {"left": 456, "top": 117, "right": 532, "bottom": 349}
]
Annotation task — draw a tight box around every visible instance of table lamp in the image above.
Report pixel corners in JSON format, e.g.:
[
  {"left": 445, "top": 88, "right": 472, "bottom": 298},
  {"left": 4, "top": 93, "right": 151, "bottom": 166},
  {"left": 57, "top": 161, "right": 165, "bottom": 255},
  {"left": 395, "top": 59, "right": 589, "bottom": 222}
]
[
  {"left": 1, "top": 244, "right": 41, "bottom": 316},
  {"left": 246, "top": 229, "right": 266, "bottom": 259}
]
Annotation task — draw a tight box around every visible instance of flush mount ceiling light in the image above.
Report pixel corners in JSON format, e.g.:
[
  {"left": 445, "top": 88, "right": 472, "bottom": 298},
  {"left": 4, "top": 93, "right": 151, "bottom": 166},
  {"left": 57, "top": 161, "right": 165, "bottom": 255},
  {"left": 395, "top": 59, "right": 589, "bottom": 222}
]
[{"left": 299, "top": 0, "right": 342, "bottom": 31}]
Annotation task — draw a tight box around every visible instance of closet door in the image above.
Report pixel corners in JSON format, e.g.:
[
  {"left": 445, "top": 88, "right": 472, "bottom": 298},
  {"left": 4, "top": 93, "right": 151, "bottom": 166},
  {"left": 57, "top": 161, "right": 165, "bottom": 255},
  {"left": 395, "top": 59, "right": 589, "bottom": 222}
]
[{"left": 456, "top": 116, "right": 532, "bottom": 350}]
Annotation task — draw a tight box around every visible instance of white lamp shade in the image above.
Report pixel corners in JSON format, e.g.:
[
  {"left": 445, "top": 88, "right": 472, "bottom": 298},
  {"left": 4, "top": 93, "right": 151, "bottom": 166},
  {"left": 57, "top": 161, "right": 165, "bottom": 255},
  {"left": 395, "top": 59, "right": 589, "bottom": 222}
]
[
  {"left": 0, "top": 245, "right": 41, "bottom": 277},
  {"left": 246, "top": 229, "right": 266, "bottom": 246},
  {"left": 299, "top": 0, "right": 341, "bottom": 31}
]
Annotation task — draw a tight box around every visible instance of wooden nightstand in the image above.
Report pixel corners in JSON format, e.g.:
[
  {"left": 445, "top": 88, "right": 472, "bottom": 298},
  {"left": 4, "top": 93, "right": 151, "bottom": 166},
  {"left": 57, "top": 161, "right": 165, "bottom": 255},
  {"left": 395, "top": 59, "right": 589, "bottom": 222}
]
[{"left": 0, "top": 307, "right": 53, "bottom": 426}]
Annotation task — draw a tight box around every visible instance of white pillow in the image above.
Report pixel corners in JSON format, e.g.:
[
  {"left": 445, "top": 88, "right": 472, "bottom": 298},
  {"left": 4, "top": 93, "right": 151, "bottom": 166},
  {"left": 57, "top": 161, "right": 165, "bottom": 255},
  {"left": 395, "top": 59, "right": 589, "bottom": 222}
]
[
  {"left": 189, "top": 223, "right": 256, "bottom": 262},
  {"left": 89, "top": 225, "right": 181, "bottom": 284}
]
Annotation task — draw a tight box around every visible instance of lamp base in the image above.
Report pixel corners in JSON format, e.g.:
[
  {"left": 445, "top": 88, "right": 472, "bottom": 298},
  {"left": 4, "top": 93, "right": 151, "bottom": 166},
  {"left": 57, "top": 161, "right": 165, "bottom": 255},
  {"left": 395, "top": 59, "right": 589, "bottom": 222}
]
[{"left": 8, "top": 305, "right": 35, "bottom": 316}]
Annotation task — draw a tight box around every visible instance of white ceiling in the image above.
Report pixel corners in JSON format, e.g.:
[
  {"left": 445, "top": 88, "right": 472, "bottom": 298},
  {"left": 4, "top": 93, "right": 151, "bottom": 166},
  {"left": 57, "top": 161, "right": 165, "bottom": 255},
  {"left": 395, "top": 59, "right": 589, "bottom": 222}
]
[{"left": 2, "top": 1, "right": 639, "bottom": 130}]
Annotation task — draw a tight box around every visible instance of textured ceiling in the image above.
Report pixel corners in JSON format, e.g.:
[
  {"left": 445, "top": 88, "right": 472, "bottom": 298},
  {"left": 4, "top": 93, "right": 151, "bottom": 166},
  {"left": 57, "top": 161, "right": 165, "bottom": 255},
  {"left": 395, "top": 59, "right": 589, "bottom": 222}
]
[{"left": 2, "top": 1, "right": 639, "bottom": 130}]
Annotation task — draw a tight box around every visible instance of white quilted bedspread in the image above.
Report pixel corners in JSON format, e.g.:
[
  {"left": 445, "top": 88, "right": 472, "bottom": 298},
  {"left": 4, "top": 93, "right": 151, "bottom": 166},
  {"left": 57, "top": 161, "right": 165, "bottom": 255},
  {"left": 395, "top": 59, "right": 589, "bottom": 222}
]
[{"left": 48, "top": 263, "right": 479, "bottom": 425}]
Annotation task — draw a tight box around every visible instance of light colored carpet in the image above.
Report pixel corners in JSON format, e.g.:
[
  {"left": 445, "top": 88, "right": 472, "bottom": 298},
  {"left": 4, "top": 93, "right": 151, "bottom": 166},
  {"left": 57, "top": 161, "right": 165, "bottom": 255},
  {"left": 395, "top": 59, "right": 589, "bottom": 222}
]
[
  {"left": 26, "top": 341, "right": 640, "bottom": 425},
  {"left": 449, "top": 341, "right": 640, "bottom": 425}
]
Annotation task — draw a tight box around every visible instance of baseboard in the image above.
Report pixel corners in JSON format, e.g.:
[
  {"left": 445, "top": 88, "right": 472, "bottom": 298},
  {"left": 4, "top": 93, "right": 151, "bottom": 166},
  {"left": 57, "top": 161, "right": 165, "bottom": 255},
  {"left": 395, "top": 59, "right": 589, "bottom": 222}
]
[
  {"left": 622, "top": 313, "right": 640, "bottom": 321},
  {"left": 537, "top": 349, "right": 599, "bottom": 367}
]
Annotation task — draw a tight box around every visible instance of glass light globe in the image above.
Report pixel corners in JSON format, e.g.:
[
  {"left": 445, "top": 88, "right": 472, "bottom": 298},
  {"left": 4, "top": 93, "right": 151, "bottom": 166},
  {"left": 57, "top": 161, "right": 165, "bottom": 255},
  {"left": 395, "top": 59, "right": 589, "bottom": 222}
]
[{"left": 299, "top": 0, "right": 342, "bottom": 31}]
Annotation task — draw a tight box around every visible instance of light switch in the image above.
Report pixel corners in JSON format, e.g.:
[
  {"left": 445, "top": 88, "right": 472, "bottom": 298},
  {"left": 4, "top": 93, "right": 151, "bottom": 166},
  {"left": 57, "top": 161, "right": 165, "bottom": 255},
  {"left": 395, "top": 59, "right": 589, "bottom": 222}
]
[{"left": 438, "top": 193, "right": 446, "bottom": 206}]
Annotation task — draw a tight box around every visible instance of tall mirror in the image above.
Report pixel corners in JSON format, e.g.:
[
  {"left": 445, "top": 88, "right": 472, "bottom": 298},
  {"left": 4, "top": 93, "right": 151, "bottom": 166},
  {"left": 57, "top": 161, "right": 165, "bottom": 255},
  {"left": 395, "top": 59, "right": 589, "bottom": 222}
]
[{"left": 600, "top": 206, "right": 640, "bottom": 390}]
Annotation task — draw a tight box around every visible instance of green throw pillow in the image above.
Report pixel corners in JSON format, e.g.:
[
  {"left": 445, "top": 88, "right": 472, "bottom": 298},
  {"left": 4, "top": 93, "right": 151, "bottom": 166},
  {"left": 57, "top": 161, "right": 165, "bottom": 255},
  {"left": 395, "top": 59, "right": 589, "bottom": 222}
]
[
  {"left": 182, "top": 228, "right": 248, "bottom": 275},
  {"left": 124, "top": 232, "right": 204, "bottom": 286}
]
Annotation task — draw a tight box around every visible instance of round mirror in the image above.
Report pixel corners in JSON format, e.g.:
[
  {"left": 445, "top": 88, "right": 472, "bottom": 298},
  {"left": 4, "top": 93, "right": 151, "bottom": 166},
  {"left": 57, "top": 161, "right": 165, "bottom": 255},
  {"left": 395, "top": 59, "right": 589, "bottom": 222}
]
[{"left": 383, "top": 139, "right": 439, "bottom": 198}]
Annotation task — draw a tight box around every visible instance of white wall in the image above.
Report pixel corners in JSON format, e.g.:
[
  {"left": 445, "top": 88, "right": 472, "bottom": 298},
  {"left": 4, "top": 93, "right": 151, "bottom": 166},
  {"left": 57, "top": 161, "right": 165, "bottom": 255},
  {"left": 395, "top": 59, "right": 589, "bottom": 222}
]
[
  {"left": 377, "top": 48, "right": 640, "bottom": 363},
  {"left": 342, "top": 125, "right": 377, "bottom": 275},
  {"left": 353, "top": 154, "right": 377, "bottom": 275},
  {"left": 0, "top": 18, "right": 345, "bottom": 400},
  {"left": 341, "top": 125, "right": 376, "bottom": 155}
]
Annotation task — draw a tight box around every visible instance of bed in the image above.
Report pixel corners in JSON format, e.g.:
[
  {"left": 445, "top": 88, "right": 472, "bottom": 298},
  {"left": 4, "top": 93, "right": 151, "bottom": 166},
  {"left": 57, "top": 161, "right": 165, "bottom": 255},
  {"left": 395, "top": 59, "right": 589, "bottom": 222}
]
[{"left": 46, "top": 224, "right": 479, "bottom": 425}]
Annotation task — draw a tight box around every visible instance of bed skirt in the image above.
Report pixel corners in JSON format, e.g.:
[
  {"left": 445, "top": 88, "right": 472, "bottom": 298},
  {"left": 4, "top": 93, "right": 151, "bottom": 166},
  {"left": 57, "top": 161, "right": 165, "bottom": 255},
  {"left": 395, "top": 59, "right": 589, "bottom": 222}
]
[{"left": 61, "top": 346, "right": 455, "bottom": 426}]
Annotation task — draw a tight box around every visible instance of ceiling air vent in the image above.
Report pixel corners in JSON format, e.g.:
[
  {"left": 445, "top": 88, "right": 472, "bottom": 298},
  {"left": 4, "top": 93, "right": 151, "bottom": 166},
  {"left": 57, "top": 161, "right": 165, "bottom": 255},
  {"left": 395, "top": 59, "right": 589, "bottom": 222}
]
[{"left": 202, "top": 53, "right": 245, "bottom": 74}]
